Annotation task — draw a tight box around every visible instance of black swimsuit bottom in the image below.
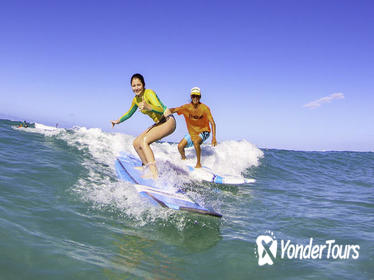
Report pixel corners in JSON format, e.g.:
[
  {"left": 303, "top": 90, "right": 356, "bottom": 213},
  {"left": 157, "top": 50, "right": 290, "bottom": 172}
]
[{"left": 149, "top": 114, "right": 175, "bottom": 129}]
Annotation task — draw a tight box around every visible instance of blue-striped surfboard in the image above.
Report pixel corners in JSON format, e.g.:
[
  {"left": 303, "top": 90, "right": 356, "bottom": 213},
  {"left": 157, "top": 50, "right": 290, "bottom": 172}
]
[{"left": 115, "top": 153, "right": 222, "bottom": 218}]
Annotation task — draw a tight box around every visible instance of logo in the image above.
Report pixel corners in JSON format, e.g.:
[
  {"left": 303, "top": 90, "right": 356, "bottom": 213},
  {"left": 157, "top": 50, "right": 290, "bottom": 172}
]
[
  {"left": 255, "top": 231, "right": 277, "bottom": 266},
  {"left": 255, "top": 231, "right": 360, "bottom": 266},
  {"left": 188, "top": 114, "right": 203, "bottom": 120}
]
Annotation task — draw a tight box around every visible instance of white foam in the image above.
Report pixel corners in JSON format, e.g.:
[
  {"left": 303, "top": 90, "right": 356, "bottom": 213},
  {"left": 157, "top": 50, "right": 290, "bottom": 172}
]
[
  {"left": 17, "top": 122, "right": 64, "bottom": 137},
  {"left": 24, "top": 123, "right": 263, "bottom": 223},
  {"left": 34, "top": 123, "right": 58, "bottom": 130}
]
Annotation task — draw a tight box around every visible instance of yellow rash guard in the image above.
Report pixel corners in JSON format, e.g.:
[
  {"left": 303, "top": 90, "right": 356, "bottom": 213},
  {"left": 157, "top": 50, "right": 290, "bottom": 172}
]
[{"left": 118, "top": 89, "right": 167, "bottom": 123}]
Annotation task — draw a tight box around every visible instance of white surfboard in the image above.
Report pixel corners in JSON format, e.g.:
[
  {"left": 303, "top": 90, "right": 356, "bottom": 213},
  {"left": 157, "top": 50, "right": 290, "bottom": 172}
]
[{"left": 186, "top": 165, "right": 256, "bottom": 185}]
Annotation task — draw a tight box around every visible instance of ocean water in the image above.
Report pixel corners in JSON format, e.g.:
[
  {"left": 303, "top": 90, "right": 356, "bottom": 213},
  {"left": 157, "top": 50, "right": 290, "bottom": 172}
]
[{"left": 0, "top": 118, "right": 373, "bottom": 280}]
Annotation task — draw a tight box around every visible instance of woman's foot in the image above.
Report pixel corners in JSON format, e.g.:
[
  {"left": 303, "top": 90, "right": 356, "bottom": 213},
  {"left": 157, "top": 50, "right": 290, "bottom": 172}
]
[
  {"left": 141, "top": 161, "right": 158, "bottom": 180},
  {"left": 134, "top": 166, "right": 144, "bottom": 171}
]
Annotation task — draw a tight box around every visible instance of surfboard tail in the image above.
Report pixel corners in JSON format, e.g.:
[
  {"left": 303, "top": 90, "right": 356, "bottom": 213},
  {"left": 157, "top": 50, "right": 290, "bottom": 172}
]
[{"left": 179, "top": 207, "right": 223, "bottom": 218}]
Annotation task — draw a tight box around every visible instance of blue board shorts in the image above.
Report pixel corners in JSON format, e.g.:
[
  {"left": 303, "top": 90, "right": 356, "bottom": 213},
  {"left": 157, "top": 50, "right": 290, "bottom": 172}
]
[{"left": 184, "top": 131, "right": 210, "bottom": 148}]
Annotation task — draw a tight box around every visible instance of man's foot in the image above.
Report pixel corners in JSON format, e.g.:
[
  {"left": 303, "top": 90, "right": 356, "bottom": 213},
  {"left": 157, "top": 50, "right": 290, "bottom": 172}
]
[
  {"left": 195, "top": 163, "right": 202, "bottom": 168},
  {"left": 181, "top": 156, "right": 186, "bottom": 160}
]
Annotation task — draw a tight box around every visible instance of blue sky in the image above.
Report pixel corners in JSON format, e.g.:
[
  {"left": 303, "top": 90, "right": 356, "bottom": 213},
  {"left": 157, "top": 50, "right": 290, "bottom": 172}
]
[{"left": 1, "top": 0, "right": 373, "bottom": 151}]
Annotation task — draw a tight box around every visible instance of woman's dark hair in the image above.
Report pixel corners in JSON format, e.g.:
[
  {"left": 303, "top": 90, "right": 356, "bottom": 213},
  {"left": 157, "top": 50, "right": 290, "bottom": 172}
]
[{"left": 130, "top": 73, "right": 145, "bottom": 87}]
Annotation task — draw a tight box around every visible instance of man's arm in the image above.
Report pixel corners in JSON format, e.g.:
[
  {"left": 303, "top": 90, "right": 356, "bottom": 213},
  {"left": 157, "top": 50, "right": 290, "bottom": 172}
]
[
  {"left": 169, "top": 105, "right": 184, "bottom": 114},
  {"left": 207, "top": 114, "right": 217, "bottom": 146}
]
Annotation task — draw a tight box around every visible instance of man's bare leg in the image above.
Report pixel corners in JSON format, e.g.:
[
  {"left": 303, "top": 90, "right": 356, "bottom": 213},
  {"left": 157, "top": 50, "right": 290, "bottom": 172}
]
[
  {"left": 178, "top": 138, "right": 188, "bottom": 160},
  {"left": 193, "top": 138, "right": 203, "bottom": 168}
]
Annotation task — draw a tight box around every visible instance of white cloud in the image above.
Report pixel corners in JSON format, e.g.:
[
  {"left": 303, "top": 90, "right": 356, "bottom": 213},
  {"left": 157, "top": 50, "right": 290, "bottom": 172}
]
[{"left": 303, "top": 93, "right": 344, "bottom": 109}]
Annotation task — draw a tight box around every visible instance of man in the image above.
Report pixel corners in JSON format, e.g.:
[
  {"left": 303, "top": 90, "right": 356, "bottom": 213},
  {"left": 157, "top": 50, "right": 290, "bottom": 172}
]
[{"left": 170, "top": 87, "right": 217, "bottom": 168}]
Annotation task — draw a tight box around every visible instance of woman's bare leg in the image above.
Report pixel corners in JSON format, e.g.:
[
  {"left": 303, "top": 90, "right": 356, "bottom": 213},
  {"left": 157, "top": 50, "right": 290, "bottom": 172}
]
[
  {"left": 140, "top": 117, "right": 176, "bottom": 178},
  {"left": 133, "top": 129, "right": 149, "bottom": 165}
]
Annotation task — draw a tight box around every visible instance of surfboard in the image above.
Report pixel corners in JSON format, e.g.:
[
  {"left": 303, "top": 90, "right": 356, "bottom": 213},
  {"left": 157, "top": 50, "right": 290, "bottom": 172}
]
[
  {"left": 186, "top": 165, "right": 256, "bottom": 185},
  {"left": 115, "top": 153, "right": 222, "bottom": 218}
]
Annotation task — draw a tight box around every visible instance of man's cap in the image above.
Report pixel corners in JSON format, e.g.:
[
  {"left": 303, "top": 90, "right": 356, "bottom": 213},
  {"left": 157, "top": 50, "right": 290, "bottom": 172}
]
[{"left": 190, "top": 87, "right": 201, "bottom": 96}]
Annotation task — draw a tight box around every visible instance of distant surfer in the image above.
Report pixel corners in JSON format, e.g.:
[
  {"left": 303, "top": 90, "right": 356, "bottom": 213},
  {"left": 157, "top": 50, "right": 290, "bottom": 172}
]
[
  {"left": 18, "top": 121, "right": 29, "bottom": 128},
  {"left": 170, "top": 87, "right": 217, "bottom": 168},
  {"left": 111, "top": 73, "right": 176, "bottom": 179}
]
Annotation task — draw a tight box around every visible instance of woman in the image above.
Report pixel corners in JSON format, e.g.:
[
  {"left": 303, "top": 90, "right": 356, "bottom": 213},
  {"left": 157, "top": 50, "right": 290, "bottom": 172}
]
[{"left": 111, "top": 74, "right": 176, "bottom": 179}]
